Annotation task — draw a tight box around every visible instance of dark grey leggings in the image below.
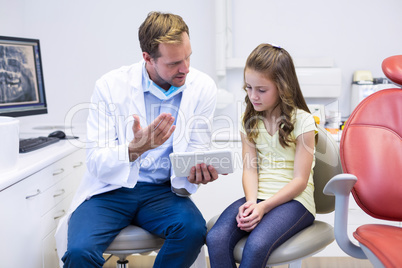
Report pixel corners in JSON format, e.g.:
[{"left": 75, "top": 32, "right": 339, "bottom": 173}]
[{"left": 206, "top": 198, "right": 314, "bottom": 268}]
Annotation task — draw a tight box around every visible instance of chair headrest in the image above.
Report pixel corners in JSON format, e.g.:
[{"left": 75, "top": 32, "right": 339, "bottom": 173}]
[{"left": 382, "top": 55, "right": 402, "bottom": 87}]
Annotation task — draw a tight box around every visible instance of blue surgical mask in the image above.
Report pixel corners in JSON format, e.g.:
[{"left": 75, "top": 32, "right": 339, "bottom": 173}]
[{"left": 147, "top": 80, "right": 186, "bottom": 100}]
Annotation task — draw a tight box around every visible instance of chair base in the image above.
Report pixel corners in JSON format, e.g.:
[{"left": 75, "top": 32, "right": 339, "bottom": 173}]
[
  {"left": 116, "top": 259, "right": 129, "bottom": 268},
  {"left": 105, "top": 225, "right": 165, "bottom": 268}
]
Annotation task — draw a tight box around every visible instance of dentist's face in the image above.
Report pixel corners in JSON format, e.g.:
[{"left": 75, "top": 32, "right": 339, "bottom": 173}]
[{"left": 144, "top": 32, "right": 191, "bottom": 90}]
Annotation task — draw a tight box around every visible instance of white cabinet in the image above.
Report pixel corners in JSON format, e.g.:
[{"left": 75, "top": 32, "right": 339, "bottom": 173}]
[{"left": 0, "top": 148, "right": 85, "bottom": 268}]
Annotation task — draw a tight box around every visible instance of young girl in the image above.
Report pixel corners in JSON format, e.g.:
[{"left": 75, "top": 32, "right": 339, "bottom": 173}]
[{"left": 206, "top": 43, "right": 317, "bottom": 267}]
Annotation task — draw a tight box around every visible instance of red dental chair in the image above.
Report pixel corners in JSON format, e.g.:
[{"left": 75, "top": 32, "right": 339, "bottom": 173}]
[{"left": 324, "top": 55, "right": 402, "bottom": 267}]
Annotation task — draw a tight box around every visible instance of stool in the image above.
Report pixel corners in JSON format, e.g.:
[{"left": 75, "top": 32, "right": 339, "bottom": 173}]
[{"left": 104, "top": 225, "right": 164, "bottom": 268}]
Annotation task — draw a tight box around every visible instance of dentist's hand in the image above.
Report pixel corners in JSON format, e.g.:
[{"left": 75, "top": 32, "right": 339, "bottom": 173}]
[
  {"left": 187, "top": 163, "right": 219, "bottom": 184},
  {"left": 129, "top": 113, "right": 175, "bottom": 162}
]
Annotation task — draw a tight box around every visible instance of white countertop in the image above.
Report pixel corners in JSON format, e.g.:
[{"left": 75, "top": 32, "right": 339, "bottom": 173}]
[
  {"left": 0, "top": 140, "right": 84, "bottom": 192},
  {"left": 0, "top": 123, "right": 87, "bottom": 192}
]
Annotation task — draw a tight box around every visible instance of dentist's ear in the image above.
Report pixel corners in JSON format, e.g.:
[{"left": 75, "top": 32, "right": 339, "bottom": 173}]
[
  {"left": 142, "top": 52, "right": 153, "bottom": 65},
  {"left": 132, "top": 114, "right": 141, "bottom": 133}
]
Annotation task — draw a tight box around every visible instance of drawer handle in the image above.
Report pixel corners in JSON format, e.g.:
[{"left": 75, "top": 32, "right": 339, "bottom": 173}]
[
  {"left": 26, "top": 189, "right": 41, "bottom": 199},
  {"left": 73, "top": 162, "right": 83, "bottom": 168},
  {"left": 53, "top": 189, "right": 66, "bottom": 197},
  {"left": 53, "top": 168, "right": 65, "bottom": 176},
  {"left": 54, "top": 210, "right": 66, "bottom": 220}
]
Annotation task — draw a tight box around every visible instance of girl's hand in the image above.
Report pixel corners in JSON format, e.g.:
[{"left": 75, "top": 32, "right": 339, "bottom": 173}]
[
  {"left": 236, "top": 201, "right": 251, "bottom": 227},
  {"left": 236, "top": 202, "right": 265, "bottom": 232},
  {"left": 237, "top": 200, "right": 255, "bottom": 219}
]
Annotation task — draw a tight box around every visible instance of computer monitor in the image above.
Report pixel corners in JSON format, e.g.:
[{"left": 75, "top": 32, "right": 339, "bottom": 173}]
[{"left": 0, "top": 36, "right": 47, "bottom": 117}]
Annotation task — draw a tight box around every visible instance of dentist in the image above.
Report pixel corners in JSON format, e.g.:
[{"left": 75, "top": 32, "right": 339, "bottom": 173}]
[{"left": 55, "top": 11, "right": 218, "bottom": 268}]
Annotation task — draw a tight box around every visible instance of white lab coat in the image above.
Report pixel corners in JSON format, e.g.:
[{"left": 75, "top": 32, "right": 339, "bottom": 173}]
[{"left": 55, "top": 61, "right": 217, "bottom": 265}]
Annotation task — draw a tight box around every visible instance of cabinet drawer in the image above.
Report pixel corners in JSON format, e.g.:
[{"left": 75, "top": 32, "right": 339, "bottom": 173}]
[
  {"left": 39, "top": 170, "right": 80, "bottom": 216},
  {"left": 42, "top": 150, "right": 85, "bottom": 191},
  {"left": 43, "top": 229, "right": 59, "bottom": 268},
  {"left": 24, "top": 150, "right": 85, "bottom": 216},
  {"left": 41, "top": 193, "right": 73, "bottom": 238},
  {"left": 33, "top": 149, "right": 85, "bottom": 194}
]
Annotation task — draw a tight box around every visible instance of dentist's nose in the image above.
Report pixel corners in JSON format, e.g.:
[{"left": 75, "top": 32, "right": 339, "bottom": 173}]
[{"left": 179, "top": 58, "right": 190, "bottom": 74}]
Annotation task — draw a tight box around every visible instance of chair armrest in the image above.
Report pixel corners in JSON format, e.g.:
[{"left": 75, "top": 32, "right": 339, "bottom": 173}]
[{"left": 323, "top": 174, "right": 367, "bottom": 259}]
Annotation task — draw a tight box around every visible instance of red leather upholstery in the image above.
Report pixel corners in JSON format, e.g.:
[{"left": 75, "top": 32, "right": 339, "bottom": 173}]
[
  {"left": 340, "top": 55, "right": 402, "bottom": 267},
  {"left": 340, "top": 89, "right": 402, "bottom": 221},
  {"left": 382, "top": 55, "right": 402, "bottom": 86},
  {"left": 353, "top": 225, "right": 402, "bottom": 268}
]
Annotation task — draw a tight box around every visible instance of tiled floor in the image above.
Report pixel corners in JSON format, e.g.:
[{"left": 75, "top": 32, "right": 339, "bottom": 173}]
[{"left": 103, "top": 255, "right": 373, "bottom": 268}]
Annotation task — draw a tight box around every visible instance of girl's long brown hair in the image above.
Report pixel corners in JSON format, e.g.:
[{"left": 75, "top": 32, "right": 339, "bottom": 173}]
[{"left": 242, "top": 44, "right": 310, "bottom": 148}]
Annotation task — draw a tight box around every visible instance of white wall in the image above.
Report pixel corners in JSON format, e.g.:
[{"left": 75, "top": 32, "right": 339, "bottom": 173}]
[
  {"left": 0, "top": 0, "right": 216, "bottom": 128},
  {"left": 227, "top": 0, "right": 402, "bottom": 118},
  {"left": 1, "top": 0, "right": 401, "bottom": 127}
]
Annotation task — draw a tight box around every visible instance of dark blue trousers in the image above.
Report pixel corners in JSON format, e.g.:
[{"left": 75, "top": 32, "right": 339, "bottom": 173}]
[{"left": 62, "top": 182, "right": 206, "bottom": 268}]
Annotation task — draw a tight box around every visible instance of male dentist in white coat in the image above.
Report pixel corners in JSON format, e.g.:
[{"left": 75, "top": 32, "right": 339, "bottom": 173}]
[{"left": 55, "top": 11, "right": 218, "bottom": 268}]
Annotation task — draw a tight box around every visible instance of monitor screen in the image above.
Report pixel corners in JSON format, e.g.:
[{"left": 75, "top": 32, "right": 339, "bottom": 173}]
[{"left": 0, "top": 36, "right": 47, "bottom": 117}]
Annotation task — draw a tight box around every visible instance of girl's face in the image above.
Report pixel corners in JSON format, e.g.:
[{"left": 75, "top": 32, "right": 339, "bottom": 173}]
[{"left": 245, "top": 69, "right": 280, "bottom": 114}]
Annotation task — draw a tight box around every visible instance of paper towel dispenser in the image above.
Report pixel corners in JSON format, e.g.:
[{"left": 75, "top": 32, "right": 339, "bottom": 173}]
[{"left": 296, "top": 68, "right": 342, "bottom": 98}]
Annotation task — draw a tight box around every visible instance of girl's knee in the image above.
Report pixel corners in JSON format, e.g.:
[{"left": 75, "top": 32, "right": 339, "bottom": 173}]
[{"left": 206, "top": 226, "right": 219, "bottom": 246}]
